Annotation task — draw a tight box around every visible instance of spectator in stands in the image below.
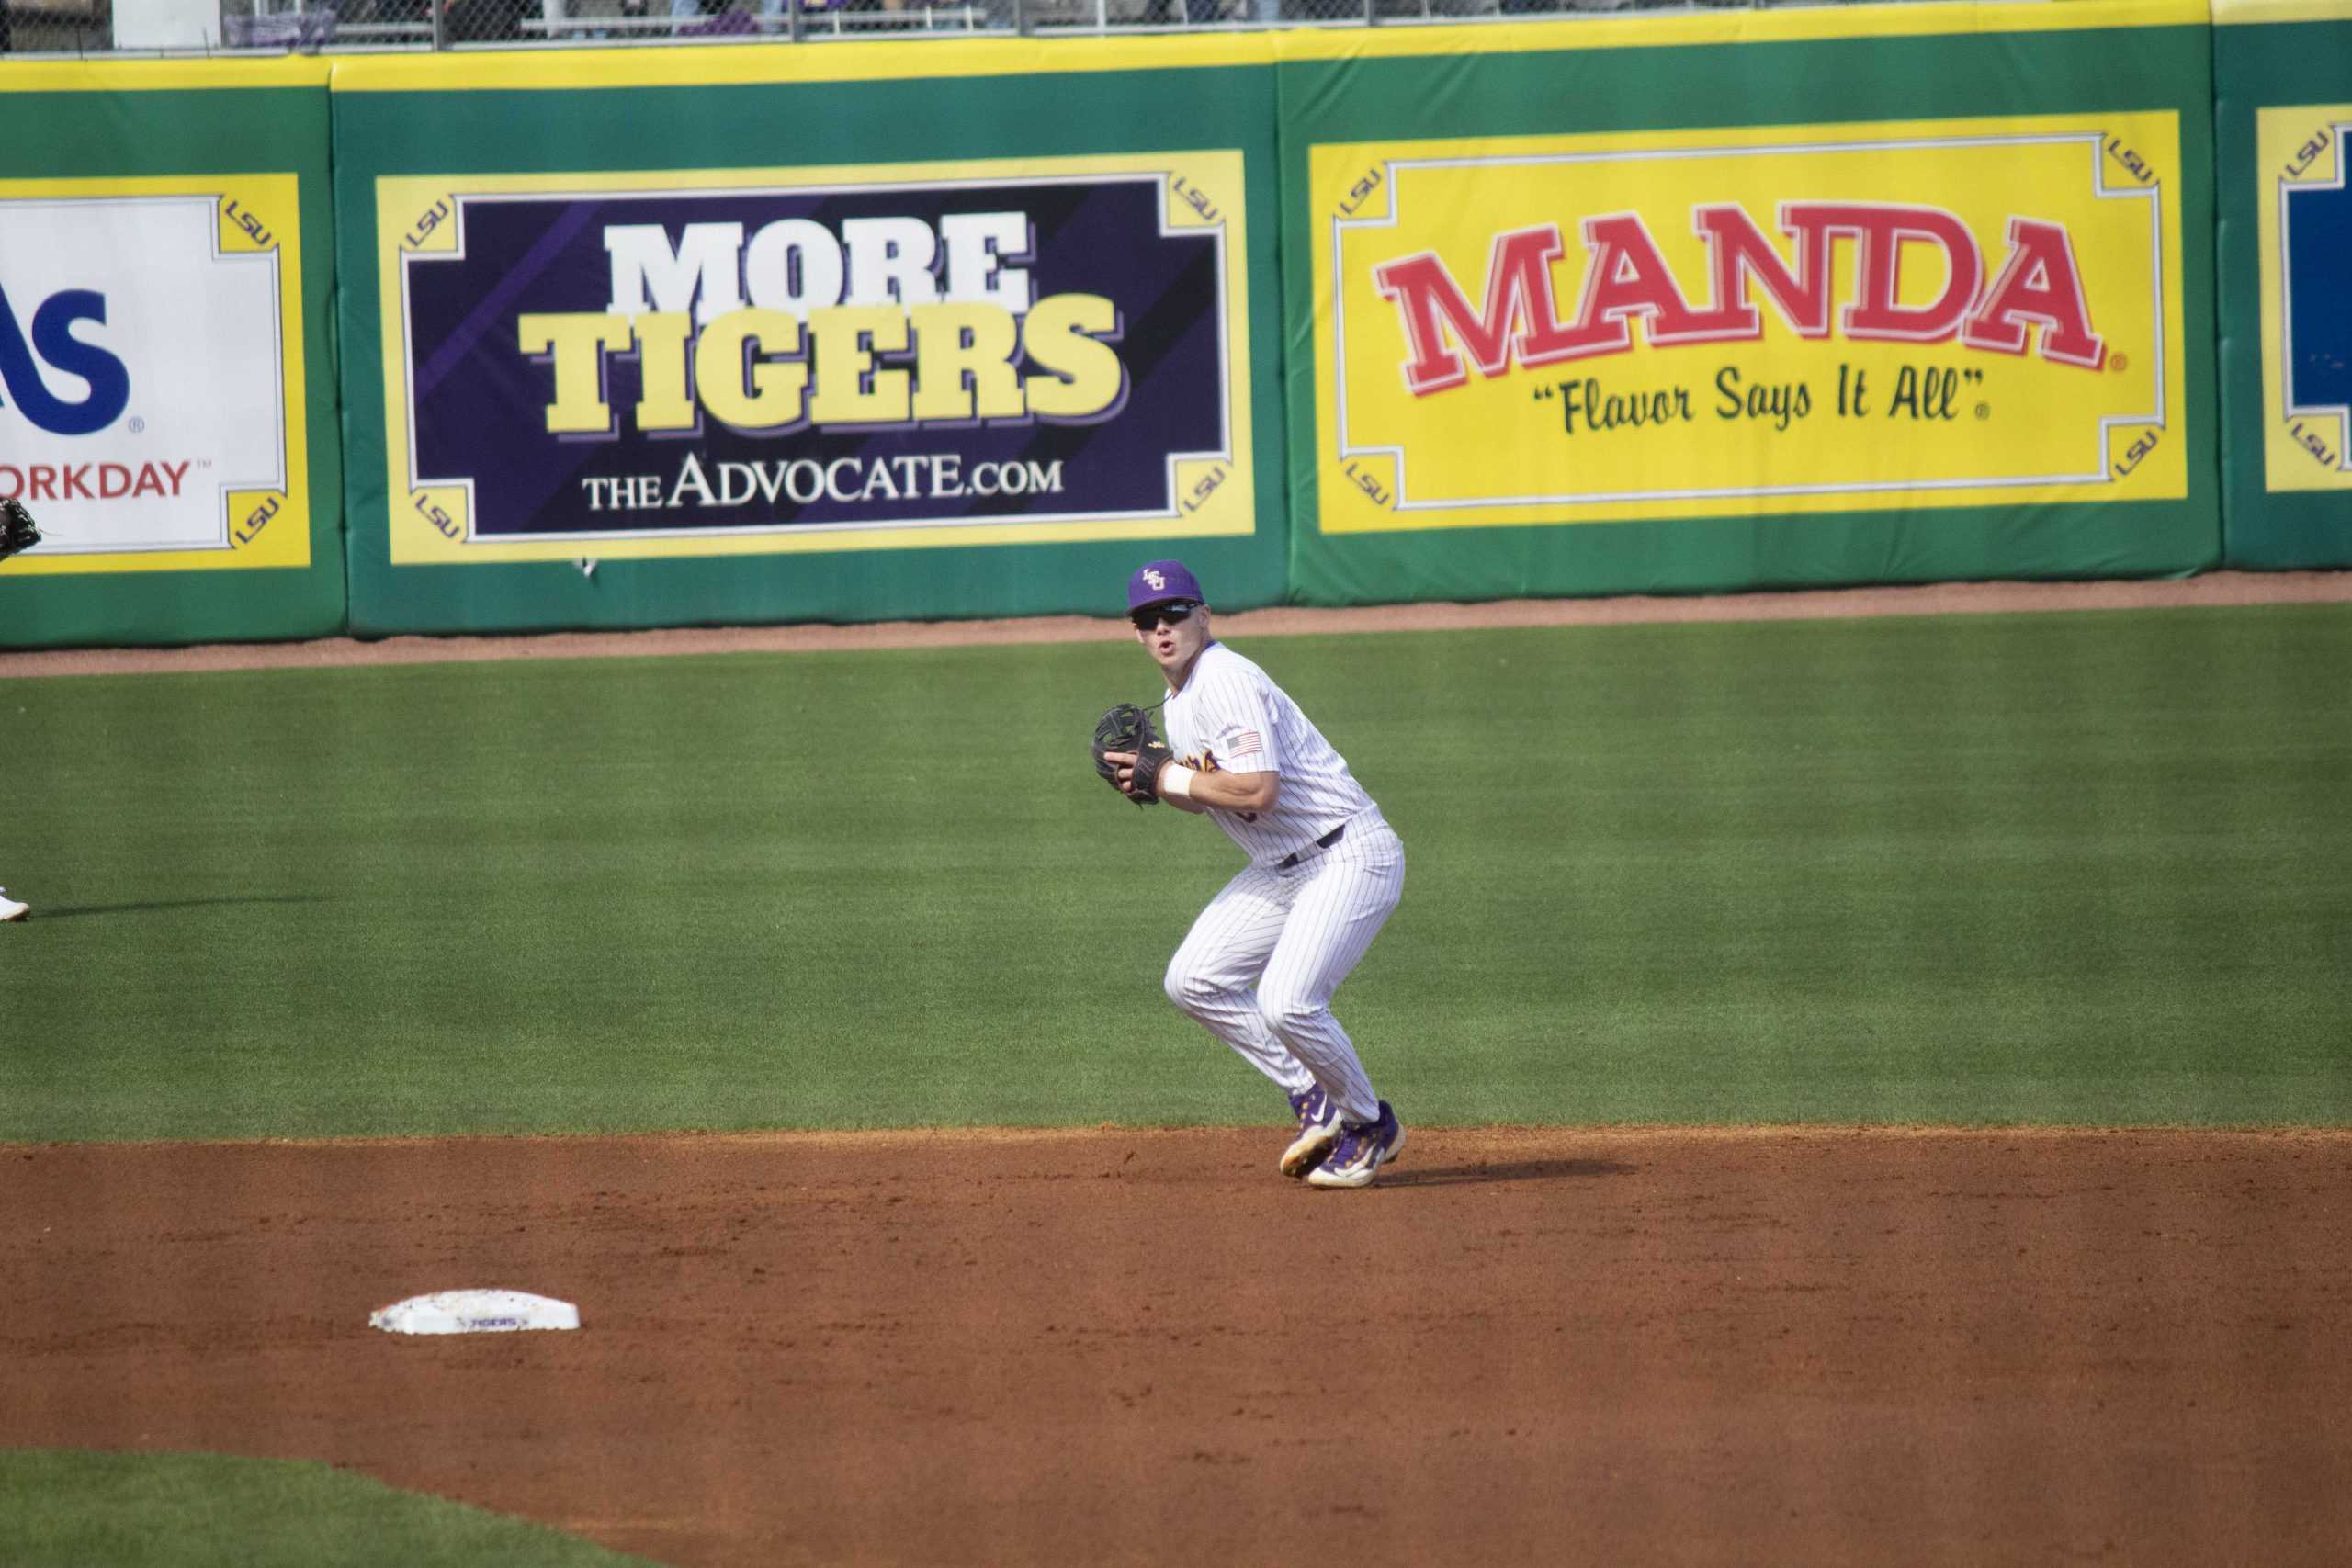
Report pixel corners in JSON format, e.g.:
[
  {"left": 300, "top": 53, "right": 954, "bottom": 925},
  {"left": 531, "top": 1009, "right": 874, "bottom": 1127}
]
[
  {"left": 671, "top": 0, "right": 759, "bottom": 29},
  {"left": 443, "top": 0, "right": 525, "bottom": 37},
  {"left": 368, "top": 0, "right": 431, "bottom": 34},
  {"left": 673, "top": 0, "right": 774, "bottom": 30}
]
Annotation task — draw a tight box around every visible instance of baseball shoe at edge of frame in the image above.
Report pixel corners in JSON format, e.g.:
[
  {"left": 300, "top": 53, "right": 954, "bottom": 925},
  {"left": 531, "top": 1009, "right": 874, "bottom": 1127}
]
[
  {"left": 0, "top": 888, "right": 27, "bottom": 922},
  {"left": 1280, "top": 1084, "right": 1344, "bottom": 1178},
  {"left": 1306, "top": 1101, "right": 1405, "bottom": 1190}
]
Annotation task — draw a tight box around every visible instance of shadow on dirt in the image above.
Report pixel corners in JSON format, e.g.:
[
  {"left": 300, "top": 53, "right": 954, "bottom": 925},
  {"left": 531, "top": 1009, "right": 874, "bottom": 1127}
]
[{"left": 1378, "top": 1158, "right": 1638, "bottom": 1188}]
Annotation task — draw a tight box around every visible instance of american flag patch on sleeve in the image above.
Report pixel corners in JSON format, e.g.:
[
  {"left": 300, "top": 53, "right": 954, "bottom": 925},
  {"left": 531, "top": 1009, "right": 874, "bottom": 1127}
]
[{"left": 1227, "top": 728, "right": 1263, "bottom": 760}]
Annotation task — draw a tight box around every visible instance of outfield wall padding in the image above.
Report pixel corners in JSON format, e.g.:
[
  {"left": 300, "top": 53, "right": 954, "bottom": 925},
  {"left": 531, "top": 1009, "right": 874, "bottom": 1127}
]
[
  {"left": 0, "top": 60, "right": 345, "bottom": 650},
  {"left": 1280, "top": 5, "right": 2223, "bottom": 607},
  {"left": 6, "top": 7, "right": 2326, "bottom": 649},
  {"left": 328, "top": 40, "right": 1292, "bottom": 638},
  {"left": 2214, "top": 0, "right": 2352, "bottom": 569}
]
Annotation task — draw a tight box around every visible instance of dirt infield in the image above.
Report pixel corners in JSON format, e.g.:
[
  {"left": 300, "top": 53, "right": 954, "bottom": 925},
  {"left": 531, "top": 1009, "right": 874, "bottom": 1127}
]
[{"left": 7, "top": 1127, "right": 2350, "bottom": 1566}]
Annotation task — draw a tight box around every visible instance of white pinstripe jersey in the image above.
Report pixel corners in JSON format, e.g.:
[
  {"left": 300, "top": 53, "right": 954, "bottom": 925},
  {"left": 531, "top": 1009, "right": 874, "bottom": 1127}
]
[{"left": 1159, "top": 640, "right": 1378, "bottom": 866}]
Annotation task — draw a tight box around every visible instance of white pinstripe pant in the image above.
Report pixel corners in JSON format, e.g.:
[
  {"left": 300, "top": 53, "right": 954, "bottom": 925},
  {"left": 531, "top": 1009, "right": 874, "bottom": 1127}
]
[{"left": 1161, "top": 814, "right": 1405, "bottom": 1126}]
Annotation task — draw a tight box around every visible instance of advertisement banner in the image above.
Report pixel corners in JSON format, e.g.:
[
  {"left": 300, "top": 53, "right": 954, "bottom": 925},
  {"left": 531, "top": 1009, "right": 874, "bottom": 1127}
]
[
  {"left": 0, "top": 175, "right": 311, "bottom": 575},
  {"left": 2214, "top": 0, "right": 2352, "bottom": 568},
  {"left": 2255, "top": 105, "right": 2352, "bottom": 491},
  {"left": 1312, "top": 113, "right": 2188, "bottom": 535},
  {"left": 376, "top": 152, "right": 1253, "bottom": 566}
]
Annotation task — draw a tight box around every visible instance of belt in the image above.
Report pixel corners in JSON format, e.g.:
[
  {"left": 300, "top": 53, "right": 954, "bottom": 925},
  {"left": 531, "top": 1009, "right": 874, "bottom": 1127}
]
[{"left": 1277, "top": 823, "right": 1347, "bottom": 870}]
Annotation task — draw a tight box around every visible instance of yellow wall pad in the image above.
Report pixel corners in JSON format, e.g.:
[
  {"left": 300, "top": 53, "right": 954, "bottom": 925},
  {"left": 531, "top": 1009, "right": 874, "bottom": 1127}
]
[
  {"left": 2214, "top": 0, "right": 2352, "bottom": 23},
  {"left": 1279, "top": 0, "right": 2210, "bottom": 61},
  {"left": 0, "top": 56, "right": 332, "bottom": 92},
  {"left": 326, "top": 0, "right": 2209, "bottom": 96},
  {"left": 329, "top": 31, "right": 1275, "bottom": 92}
]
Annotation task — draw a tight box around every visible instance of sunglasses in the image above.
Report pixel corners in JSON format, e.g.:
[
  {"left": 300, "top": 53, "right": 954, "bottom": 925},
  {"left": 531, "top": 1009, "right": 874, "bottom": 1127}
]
[{"left": 1129, "top": 601, "right": 1200, "bottom": 632}]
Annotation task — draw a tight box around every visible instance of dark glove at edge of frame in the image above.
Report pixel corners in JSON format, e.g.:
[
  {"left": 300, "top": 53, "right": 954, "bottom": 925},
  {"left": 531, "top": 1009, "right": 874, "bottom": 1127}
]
[{"left": 0, "top": 499, "right": 39, "bottom": 560}]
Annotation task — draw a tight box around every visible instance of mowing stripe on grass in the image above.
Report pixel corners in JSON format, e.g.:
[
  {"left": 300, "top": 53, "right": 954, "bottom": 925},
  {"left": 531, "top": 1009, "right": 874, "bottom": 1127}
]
[{"left": 1, "top": 603, "right": 2345, "bottom": 1140}]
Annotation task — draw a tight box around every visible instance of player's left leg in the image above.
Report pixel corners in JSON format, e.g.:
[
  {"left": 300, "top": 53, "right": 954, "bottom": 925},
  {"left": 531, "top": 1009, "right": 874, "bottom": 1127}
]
[
  {"left": 1162, "top": 865, "right": 1354, "bottom": 1173},
  {"left": 1253, "top": 818, "right": 1405, "bottom": 1129}
]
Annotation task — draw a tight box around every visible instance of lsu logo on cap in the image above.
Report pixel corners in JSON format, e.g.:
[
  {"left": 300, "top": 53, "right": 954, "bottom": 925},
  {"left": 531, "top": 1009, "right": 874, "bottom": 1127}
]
[{"left": 1143, "top": 568, "right": 1168, "bottom": 591}]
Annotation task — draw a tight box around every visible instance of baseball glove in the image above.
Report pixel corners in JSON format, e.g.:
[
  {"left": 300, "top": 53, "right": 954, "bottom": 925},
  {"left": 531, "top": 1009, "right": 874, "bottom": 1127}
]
[
  {"left": 1091, "top": 702, "right": 1174, "bottom": 807},
  {"left": 0, "top": 499, "right": 38, "bottom": 561}
]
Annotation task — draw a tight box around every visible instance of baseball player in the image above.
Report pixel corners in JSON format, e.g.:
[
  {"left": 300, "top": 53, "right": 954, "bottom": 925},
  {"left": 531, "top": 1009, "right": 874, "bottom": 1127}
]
[{"left": 1104, "top": 559, "right": 1408, "bottom": 1188}]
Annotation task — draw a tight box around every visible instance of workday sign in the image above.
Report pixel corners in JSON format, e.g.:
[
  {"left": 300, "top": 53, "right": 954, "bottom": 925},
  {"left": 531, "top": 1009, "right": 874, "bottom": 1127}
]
[{"left": 0, "top": 180, "right": 309, "bottom": 570}]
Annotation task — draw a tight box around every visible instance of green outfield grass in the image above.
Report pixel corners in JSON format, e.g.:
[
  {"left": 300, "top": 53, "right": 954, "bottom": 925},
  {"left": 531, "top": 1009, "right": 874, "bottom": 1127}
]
[
  {"left": 2, "top": 602, "right": 2346, "bottom": 1142},
  {"left": 0, "top": 1450, "right": 659, "bottom": 1567}
]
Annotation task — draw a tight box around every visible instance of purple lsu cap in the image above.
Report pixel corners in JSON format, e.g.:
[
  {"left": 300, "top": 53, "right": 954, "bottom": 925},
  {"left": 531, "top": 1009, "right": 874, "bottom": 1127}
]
[{"left": 1128, "top": 559, "right": 1204, "bottom": 612}]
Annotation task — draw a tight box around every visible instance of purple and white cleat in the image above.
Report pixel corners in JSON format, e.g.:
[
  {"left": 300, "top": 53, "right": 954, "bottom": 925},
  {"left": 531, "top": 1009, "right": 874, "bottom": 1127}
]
[
  {"left": 1280, "top": 1084, "right": 1344, "bottom": 1178},
  {"left": 1306, "top": 1100, "right": 1405, "bottom": 1190}
]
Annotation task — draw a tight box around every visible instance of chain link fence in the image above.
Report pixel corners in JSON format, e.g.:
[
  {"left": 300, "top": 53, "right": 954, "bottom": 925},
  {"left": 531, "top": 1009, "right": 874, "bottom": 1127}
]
[
  {"left": 5, "top": 0, "right": 112, "bottom": 53},
  {"left": 5, "top": 0, "right": 1877, "bottom": 56}
]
